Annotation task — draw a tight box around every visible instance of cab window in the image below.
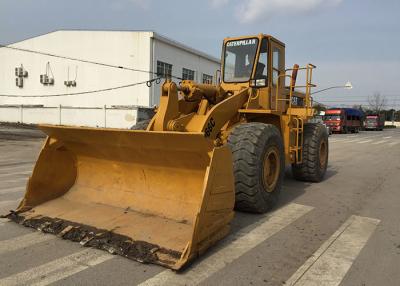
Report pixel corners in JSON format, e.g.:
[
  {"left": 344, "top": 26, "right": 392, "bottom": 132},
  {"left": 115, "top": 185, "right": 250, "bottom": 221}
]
[
  {"left": 255, "top": 38, "right": 268, "bottom": 80},
  {"left": 223, "top": 38, "right": 259, "bottom": 82},
  {"left": 272, "top": 48, "right": 281, "bottom": 86}
]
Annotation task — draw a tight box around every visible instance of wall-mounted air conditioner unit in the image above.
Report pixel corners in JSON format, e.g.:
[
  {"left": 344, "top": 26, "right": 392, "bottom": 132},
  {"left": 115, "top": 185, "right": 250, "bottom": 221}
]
[
  {"left": 40, "top": 74, "right": 48, "bottom": 84},
  {"left": 41, "top": 62, "right": 55, "bottom": 85},
  {"left": 64, "top": 80, "right": 77, "bottom": 87},
  {"left": 15, "top": 67, "right": 22, "bottom": 77},
  {"left": 15, "top": 65, "right": 28, "bottom": 78},
  {"left": 65, "top": 66, "right": 78, "bottom": 87},
  {"left": 16, "top": 77, "right": 23, "bottom": 88}
]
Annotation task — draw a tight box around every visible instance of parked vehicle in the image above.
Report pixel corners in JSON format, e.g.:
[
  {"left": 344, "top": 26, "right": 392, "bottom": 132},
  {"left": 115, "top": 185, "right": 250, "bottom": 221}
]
[
  {"left": 310, "top": 115, "right": 332, "bottom": 135},
  {"left": 365, "top": 114, "right": 385, "bottom": 131},
  {"left": 323, "top": 108, "right": 363, "bottom": 133}
]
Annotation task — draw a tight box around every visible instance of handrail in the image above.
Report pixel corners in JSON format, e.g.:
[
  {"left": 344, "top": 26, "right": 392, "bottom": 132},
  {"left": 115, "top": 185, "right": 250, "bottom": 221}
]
[{"left": 274, "top": 64, "right": 316, "bottom": 117}]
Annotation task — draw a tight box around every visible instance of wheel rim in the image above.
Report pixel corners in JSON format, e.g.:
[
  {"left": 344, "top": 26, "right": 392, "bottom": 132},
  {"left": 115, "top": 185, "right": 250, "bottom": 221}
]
[
  {"left": 262, "top": 147, "right": 280, "bottom": 192},
  {"left": 319, "top": 140, "right": 328, "bottom": 169}
]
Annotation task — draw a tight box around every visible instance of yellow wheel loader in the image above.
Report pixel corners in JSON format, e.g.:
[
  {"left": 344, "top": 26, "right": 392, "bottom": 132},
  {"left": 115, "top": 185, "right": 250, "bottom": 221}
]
[{"left": 4, "top": 34, "right": 328, "bottom": 270}]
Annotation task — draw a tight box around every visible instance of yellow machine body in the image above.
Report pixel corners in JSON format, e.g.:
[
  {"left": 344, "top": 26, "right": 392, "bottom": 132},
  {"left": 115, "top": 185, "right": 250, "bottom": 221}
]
[
  {"left": 7, "top": 34, "right": 318, "bottom": 270},
  {"left": 14, "top": 126, "right": 234, "bottom": 269}
]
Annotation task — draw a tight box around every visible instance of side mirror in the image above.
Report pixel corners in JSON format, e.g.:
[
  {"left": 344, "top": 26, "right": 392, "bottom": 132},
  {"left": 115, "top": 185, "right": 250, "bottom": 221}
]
[{"left": 249, "top": 78, "right": 267, "bottom": 88}]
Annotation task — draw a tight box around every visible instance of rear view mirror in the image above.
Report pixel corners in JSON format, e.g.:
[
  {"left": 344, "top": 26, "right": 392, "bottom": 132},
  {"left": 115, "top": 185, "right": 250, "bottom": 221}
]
[{"left": 250, "top": 78, "right": 267, "bottom": 87}]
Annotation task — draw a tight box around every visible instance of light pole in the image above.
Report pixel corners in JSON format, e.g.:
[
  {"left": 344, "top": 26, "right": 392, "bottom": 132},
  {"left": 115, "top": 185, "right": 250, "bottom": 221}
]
[{"left": 311, "top": 81, "right": 353, "bottom": 95}]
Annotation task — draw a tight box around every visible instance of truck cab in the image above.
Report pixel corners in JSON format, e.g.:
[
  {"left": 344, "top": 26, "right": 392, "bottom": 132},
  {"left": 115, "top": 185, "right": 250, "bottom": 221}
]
[{"left": 365, "top": 114, "right": 385, "bottom": 131}]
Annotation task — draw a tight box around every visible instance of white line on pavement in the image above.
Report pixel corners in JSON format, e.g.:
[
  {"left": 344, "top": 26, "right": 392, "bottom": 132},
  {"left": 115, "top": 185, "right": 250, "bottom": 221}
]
[
  {"left": 388, "top": 141, "right": 399, "bottom": 147},
  {"left": 357, "top": 140, "right": 373, "bottom": 144},
  {"left": 383, "top": 136, "right": 392, "bottom": 139},
  {"left": 0, "top": 232, "right": 55, "bottom": 255},
  {"left": 0, "top": 218, "right": 8, "bottom": 227},
  {"left": 372, "top": 140, "right": 388, "bottom": 145},
  {"left": 285, "top": 215, "right": 380, "bottom": 286},
  {"left": 0, "top": 249, "right": 114, "bottom": 286},
  {"left": 139, "top": 203, "right": 314, "bottom": 286},
  {"left": 343, "top": 139, "right": 362, "bottom": 143},
  {"left": 0, "top": 164, "right": 33, "bottom": 173},
  {"left": 1, "top": 177, "right": 29, "bottom": 185},
  {"left": 0, "top": 186, "right": 26, "bottom": 195},
  {"left": 0, "top": 171, "right": 32, "bottom": 179},
  {"left": 0, "top": 199, "right": 20, "bottom": 209},
  {"left": 329, "top": 139, "right": 347, "bottom": 143}
]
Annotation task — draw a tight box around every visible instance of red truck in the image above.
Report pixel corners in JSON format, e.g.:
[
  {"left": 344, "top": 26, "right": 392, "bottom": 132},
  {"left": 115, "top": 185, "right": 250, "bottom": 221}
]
[
  {"left": 323, "top": 108, "right": 363, "bottom": 133},
  {"left": 364, "top": 114, "right": 385, "bottom": 131}
]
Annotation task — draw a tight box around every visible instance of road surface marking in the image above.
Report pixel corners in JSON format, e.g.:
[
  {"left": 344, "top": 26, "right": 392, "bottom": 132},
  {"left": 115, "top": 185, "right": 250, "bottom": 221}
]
[
  {"left": 388, "top": 141, "right": 399, "bottom": 147},
  {"left": 0, "top": 186, "right": 26, "bottom": 195},
  {"left": 372, "top": 140, "right": 388, "bottom": 145},
  {"left": 285, "top": 215, "right": 380, "bottom": 286},
  {"left": 139, "top": 203, "right": 314, "bottom": 286},
  {"left": 383, "top": 136, "right": 392, "bottom": 139},
  {"left": 0, "top": 164, "right": 33, "bottom": 173},
  {"left": 0, "top": 161, "right": 35, "bottom": 168},
  {"left": 1, "top": 177, "right": 28, "bottom": 184},
  {"left": 0, "top": 199, "right": 20, "bottom": 209},
  {"left": 0, "top": 249, "right": 114, "bottom": 286},
  {"left": 0, "top": 232, "right": 55, "bottom": 255},
  {"left": 345, "top": 139, "right": 362, "bottom": 143},
  {"left": 0, "top": 218, "right": 8, "bottom": 227},
  {"left": 357, "top": 140, "right": 373, "bottom": 144},
  {"left": 0, "top": 171, "right": 32, "bottom": 179}
]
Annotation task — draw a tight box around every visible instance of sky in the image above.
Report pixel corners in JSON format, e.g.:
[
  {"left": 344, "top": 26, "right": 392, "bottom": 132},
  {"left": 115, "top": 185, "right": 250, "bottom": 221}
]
[{"left": 1, "top": 0, "right": 399, "bottom": 108}]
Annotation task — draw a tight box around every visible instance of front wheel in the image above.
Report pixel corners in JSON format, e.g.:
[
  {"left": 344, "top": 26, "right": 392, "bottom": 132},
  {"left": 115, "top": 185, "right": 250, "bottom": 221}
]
[
  {"left": 292, "top": 123, "right": 328, "bottom": 182},
  {"left": 228, "top": 123, "right": 285, "bottom": 213}
]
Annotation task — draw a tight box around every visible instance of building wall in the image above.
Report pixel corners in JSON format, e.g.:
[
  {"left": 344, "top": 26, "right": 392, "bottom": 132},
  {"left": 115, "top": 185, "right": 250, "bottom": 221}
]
[
  {"left": 151, "top": 36, "right": 220, "bottom": 105},
  {"left": 0, "top": 31, "right": 153, "bottom": 107},
  {"left": 0, "top": 30, "right": 220, "bottom": 128}
]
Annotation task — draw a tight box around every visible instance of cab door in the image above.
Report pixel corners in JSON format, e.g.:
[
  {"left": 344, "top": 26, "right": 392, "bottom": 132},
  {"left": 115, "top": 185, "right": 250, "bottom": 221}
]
[{"left": 270, "top": 39, "right": 285, "bottom": 111}]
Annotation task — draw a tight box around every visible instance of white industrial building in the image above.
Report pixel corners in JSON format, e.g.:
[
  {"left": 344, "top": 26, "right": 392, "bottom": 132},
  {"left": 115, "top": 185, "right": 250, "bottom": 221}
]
[{"left": 0, "top": 30, "right": 220, "bottom": 128}]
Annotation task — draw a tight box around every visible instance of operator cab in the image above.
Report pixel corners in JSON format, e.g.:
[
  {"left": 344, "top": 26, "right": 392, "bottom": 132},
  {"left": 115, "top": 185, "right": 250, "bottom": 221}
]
[{"left": 222, "top": 35, "right": 285, "bottom": 89}]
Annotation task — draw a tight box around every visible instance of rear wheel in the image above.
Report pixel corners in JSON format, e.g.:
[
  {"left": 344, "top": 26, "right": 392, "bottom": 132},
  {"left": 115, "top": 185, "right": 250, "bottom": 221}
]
[
  {"left": 292, "top": 123, "right": 328, "bottom": 182},
  {"left": 227, "top": 123, "right": 285, "bottom": 213}
]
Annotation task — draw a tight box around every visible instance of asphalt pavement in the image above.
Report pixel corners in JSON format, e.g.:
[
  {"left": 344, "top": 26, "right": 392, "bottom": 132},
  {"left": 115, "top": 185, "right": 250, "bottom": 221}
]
[{"left": 0, "top": 127, "right": 399, "bottom": 286}]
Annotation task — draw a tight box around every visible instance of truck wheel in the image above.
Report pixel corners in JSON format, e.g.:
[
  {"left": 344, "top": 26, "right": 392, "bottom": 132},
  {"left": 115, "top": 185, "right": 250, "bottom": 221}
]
[
  {"left": 228, "top": 123, "right": 284, "bottom": 213},
  {"left": 292, "top": 123, "right": 328, "bottom": 182},
  {"left": 130, "top": 119, "right": 151, "bottom": 130}
]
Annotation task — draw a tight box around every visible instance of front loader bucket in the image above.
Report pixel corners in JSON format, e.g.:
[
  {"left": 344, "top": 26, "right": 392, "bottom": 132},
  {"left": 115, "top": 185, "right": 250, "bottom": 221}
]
[{"left": 6, "top": 125, "right": 235, "bottom": 270}]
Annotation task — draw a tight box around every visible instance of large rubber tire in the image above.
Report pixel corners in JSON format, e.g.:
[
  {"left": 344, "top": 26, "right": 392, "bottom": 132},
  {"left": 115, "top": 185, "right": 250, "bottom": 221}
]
[
  {"left": 130, "top": 119, "right": 151, "bottom": 130},
  {"left": 292, "top": 123, "right": 328, "bottom": 182},
  {"left": 227, "top": 123, "right": 285, "bottom": 213}
]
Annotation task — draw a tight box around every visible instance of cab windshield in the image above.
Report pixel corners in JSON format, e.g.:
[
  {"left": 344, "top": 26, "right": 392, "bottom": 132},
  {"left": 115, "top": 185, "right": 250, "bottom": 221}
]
[
  {"left": 223, "top": 38, "right": 259, "bottom": 82},
  {"left": 324, "top": 115, "right": 341, "bottom": 120}
]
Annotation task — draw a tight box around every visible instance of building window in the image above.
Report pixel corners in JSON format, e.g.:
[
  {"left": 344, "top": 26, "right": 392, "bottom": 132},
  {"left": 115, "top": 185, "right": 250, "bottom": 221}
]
[
  {"left": 182, "top": 68, "right": 195, "bottom": 80},
  {"left": 202, "top": 73, "right": 213, "bottom": 84},
  {"left": 157, "top": 61, "right": 172, "bottom": 78}
]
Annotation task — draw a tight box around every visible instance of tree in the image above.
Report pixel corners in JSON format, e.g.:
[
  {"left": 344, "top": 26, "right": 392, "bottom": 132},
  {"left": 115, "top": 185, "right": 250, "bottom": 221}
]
[
  {"left": 368, "top": 92, "right": 387, "bottom": 113},
  {"left": 313, "top": 102, "right": 326, "bottom": 115},
  {"left": 352, "top": 104, "right": 365, "bottom": 112}
]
